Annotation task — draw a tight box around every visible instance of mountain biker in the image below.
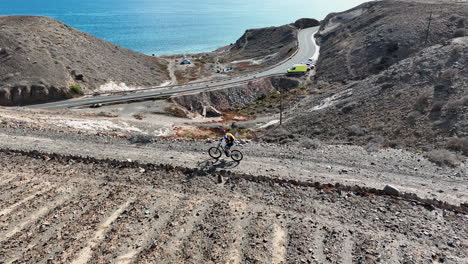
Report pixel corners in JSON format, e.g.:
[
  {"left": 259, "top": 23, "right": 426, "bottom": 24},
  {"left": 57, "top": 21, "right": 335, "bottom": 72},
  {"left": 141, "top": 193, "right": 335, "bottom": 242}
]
[{"left": 220, "top": 129, "right": 236, "bottom": 157}]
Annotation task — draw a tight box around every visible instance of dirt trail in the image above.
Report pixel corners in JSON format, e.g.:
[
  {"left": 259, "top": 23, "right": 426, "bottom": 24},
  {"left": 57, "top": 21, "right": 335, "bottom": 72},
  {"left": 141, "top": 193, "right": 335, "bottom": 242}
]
[
  {"left": 1, "top": 150, "right": 466, "bottom": 263},
  {"left": 0, "top": 129, "right": 466, "bottom": 206}
]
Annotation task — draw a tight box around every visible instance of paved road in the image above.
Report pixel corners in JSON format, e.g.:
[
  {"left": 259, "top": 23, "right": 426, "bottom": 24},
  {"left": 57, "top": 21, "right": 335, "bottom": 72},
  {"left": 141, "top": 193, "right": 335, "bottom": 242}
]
[{"left": 32, "top": 27, "right": 319, "bottom": 109}]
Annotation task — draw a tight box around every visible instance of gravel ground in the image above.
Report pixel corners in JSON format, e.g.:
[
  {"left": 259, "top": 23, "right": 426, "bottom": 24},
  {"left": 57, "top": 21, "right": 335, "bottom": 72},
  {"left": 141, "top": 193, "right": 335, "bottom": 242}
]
[
  {"left": 0, "top": 124, "right": 466, "bottom": 206},
  {"left": 0, "top": 108, "right": 467, "bottom": 263},
  {"left": 0, "top": 151, "right": 467, "bottom": 263}
]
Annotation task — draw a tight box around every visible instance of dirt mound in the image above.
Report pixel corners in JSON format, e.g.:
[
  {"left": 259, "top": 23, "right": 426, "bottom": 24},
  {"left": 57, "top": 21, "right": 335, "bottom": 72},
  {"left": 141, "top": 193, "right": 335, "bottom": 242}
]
[
  {"left": 0, "top": 16, "right": 169, "bottom": 106},
  {"left": 286, "top": 36, "right": 468, "bottom": 152},
  {"left": 315, "top": 1, "right": 468, "bottom": 82}
]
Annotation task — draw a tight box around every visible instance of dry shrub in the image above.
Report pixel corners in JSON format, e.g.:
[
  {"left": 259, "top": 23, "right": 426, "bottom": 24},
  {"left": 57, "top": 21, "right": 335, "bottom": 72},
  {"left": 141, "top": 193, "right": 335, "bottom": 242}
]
[
  {"left": 425, "top": 149, "right": 460, "bottom": 167},
  {"left": 446, "top": 137, "right": 468, "bottom": 156},
  {"left": 263, "top": 126, "right": 295, "bottom": 144},
  {"left": 439, "top": 69, "right": 458, "bottom": 84},
  {"left": 365, "top": 135, "right": 386, "bottom": 152},
  {"left": 414, "top": 89, "right": 432, "bottom": 113},
  {"left": 302, "top": 138, "right": 321, "bottom": 149},
  {"left": 405, "top": 111, "right": 420, "bottom": 125},
  {"left": 431, "top": 101, "right": 445, "bottom": 113},
  {"left": 97, "top": 111, "right": 118, "bottom": 118},
  {"left": 269, "top": 126, "right": 291, "bottom": 137},
  {"left": 445, "top": 99, "right": 464, "bottom": 113},
  {"left": 339, "top": 101, "right": 359, "bottom": 114},
  {"left": 347, "top": 125, "right": 366, "bottom": 136},
  {"left": 450, "top": 46, "right": 463, "bottom": 61},
  {"left": 128, "top": 133, "right": 155, "bottom": 144},
  {"left": 454, "top": 29, "right": 466, "bottom": 38},
  {"left": 133, "top": 113, "right": 144, "bottom": 120},
  {"left": 165, "top": 106, "right": 187, "bottom": 118}
]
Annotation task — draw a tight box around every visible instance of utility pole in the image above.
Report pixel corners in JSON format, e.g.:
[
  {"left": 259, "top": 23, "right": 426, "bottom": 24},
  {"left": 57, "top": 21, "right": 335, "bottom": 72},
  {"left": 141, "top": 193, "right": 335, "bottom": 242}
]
[
  {"left": 277, "top": 91, "right": 283, "bottom": 126},
  {"left": 424, "top": 10, "right": 433, "bottom": 45}
]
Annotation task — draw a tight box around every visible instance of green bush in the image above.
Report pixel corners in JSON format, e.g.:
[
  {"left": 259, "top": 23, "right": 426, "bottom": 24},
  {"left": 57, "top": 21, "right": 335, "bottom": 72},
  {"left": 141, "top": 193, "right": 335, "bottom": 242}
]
[
  {"left": 270, "top": 93, "right": 279, "bottom": 99},
  {"left": 69, "top": 84, "right": 83, "bottom": 94}
]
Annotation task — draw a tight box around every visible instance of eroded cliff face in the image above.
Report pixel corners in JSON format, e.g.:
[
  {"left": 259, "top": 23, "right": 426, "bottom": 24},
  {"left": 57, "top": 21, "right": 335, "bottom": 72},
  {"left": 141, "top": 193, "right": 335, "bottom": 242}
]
[
  {"left": 172, "top": 77, "right": 300, "bottom": 116},
  {"left": 0, "top": 16, "right": 169, "bottom": 106}
]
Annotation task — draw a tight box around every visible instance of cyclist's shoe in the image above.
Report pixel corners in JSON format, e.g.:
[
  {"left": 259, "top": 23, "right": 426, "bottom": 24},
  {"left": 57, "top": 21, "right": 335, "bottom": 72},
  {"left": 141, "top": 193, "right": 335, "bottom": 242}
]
[{"left": 225, "top": 151, "right": 230, "bottom": 157}]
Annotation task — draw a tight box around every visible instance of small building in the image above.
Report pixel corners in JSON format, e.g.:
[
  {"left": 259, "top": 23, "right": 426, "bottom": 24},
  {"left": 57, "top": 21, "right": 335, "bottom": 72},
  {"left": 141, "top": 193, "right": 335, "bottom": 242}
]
[{"left": 180, "top": 56, "right": 191, "bottom": 65}]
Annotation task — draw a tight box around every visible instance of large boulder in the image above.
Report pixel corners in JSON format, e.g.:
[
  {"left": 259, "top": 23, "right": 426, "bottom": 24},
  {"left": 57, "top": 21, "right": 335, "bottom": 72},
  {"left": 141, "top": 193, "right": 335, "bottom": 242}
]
[{"left": 294, "top": 18, "right": 320, "bottom": 29}]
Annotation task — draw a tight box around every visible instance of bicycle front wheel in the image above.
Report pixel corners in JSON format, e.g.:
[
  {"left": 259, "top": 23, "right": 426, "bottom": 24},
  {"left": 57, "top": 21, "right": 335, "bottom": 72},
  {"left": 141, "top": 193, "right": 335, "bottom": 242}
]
[
  {"left": 230, "top": 150, "right": 243, "bottom": 162},
  {"left": 208, "top": 147, "right": 222, "bottom": 159}
]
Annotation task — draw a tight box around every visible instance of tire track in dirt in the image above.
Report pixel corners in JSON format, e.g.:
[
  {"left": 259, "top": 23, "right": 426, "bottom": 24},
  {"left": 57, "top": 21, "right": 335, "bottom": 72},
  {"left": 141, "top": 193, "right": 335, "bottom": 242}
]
[
  {"left": 284, "top": 217, "right": 316, "bottom": 263},
  {"left": 135, "top": 198, "right": 208, "bottom": 263},
  {"left": 0, "top": 178, "right": 34, "bottom": 198},
  {"left": 0, "top": 180, "right": 46, "bottom": 209},
  {"left": 95, "top": 190, "right": 180, "bottom": 263},
  {"left": 312, "top": 227, "right": 327, "bottom": 263},
  {"left": 159, "top": 201, "right": 210, "bottom": 264},
  {"left": 1, "top": 186, "right": 105, "bottom": 263},
  {"left": 0, "top": 188, "right": 77, "bottom": 244},
  {"left": 179, "top": 198, "right": 252, "bottom": 264},
  {"left": 0, "top": 184, "right": 54, "bottom": 217},
  {"left": 387, "top": 240, "right": 401, "bottom": 264},
  {"left": 0, "top": 186, "right": 64, "bottom": 231},
  {"left": 322, "top": 226, "right": 346, "bottom": 263},
  {"left": 0, "top": 175, "right": 18, "bottom": 186},
  {"left": 341, "top": 234, "right": 354, "bottom": 264},
  {"left": 70, "top": 198, "right": 135, "bottom": 264},
  {"left": 45, "top": 185, "right": 132, "bottom": 263},
  {"left": 271, "top": 222, "right": 287, "bottom": 264},
  {"left": 225, "top": 201, "right": 251, "bottom": 264},
  {"left": 243, "top": 210, "right": 275, "bottom": 263},
  {"left": 178, "top": 201, "right": 232, "bottom": 263}
]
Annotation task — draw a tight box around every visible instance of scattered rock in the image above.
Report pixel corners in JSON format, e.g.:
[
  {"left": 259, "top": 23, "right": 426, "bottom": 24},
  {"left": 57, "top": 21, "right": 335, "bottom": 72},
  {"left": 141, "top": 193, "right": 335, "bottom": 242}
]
[{"left": 383, "top": 185, "right": 400, "bottom": 196}]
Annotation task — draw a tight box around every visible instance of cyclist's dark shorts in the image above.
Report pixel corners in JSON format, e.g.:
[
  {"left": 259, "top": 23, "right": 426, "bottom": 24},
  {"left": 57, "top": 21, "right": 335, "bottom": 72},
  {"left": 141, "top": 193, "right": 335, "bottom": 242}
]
[{"left": 225, "top": 143, "right": 233, "bottom": 149}]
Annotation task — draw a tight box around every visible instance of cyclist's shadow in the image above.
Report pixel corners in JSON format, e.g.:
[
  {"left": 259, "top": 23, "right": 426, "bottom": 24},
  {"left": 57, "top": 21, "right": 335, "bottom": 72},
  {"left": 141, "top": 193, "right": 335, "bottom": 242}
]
[
  {"left": 188, "top": 158, "right": 240, "bottom": 180},
  {"left": 198, "top": 158, "right": 240, "bottom": 170}
]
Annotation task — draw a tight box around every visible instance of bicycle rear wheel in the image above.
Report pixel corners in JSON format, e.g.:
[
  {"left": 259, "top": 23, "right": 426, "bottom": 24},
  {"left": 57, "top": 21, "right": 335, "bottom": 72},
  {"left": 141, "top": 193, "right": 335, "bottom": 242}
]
[
  {"left": 208, "top": 147, "right": 222, "bottom": 159},
  {"left": 230, "top": 150, "right": 243, "bottom": 162}
]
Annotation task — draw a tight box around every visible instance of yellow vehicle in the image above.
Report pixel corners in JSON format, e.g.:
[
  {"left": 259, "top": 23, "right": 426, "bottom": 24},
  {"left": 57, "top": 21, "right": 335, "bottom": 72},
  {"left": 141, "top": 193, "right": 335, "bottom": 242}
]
[{"left": 287, "top": 64, "right": 309, "bottom": 74}]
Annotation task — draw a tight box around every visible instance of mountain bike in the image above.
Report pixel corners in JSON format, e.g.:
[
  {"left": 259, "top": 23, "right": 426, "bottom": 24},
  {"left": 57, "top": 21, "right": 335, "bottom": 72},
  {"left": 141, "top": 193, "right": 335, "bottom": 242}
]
[{"left": 208, "top": 142, "right": 243, "bottom": 162}]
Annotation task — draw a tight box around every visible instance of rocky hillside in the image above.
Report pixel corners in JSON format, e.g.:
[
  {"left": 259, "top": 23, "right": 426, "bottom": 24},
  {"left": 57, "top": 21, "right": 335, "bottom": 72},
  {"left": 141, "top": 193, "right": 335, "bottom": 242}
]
[
  {"left": 315, "top": 0, "right": 468, "bottom": 82},
  {"left": 280, "top": 1, "right": 468, "bottom": 160},
  {"left": 0, "top": 16, "right": 169, "bottom": 106},
  {"left": 222, "top": 24, "right": 298, "bottom": 67},
  {"left": 172, "top": 77, "right": 300, "bottom": 117}
]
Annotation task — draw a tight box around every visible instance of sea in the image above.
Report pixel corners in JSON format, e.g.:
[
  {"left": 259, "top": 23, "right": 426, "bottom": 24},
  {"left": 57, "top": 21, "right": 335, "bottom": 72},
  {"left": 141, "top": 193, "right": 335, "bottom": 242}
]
[{"left": 2, "top": 0, "right": 368, "bottom": 55}]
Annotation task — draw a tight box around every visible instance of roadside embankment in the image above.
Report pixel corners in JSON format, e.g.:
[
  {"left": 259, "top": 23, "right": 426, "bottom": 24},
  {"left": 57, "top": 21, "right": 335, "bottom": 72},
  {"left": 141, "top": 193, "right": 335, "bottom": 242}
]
[{"left": 171, "top": 76, "right": 300, "bottom": 117}]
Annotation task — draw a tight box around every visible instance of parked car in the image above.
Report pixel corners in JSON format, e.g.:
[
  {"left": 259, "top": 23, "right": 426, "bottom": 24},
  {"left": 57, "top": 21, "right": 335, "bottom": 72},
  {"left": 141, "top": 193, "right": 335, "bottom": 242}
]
[{"left": 287, "top": 64, "right": 309, "bottom": 75}]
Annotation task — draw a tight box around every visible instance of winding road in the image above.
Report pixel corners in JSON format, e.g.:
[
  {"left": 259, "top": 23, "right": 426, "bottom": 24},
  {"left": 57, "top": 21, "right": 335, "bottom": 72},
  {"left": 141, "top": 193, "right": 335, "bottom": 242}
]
[{"left": 32, "top": 27, "right": 319, "bottom": 109}]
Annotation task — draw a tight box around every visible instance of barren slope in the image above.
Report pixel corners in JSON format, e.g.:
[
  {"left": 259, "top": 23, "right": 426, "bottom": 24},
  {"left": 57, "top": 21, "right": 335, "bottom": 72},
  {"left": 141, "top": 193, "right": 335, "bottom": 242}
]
[
  {"left": 286, "top": 36, "right": 468, "bottom": 152},
  {"left": 0, "top": 16, "right": 169, "bottom": 106},
  {"left": 315, "top": 0, "right": 468, "bottom": 82},
  {"left": 0, "top": 150, "right": 466, "bottom": 263}
]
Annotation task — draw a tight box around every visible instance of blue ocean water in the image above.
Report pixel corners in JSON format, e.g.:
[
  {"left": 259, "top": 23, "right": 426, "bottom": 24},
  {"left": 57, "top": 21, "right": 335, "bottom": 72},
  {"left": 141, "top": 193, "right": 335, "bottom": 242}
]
[{"left": 2, "top": 0, "right": 367, "bottom": 55}]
